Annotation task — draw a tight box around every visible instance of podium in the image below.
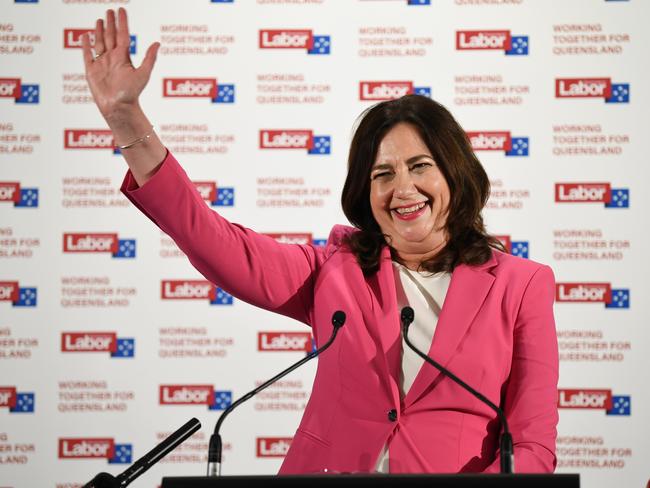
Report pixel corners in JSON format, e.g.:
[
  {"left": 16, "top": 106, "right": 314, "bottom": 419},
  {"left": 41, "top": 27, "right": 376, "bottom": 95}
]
[{"left": 162, "top": 474, "right": 580, "bottom": 487}]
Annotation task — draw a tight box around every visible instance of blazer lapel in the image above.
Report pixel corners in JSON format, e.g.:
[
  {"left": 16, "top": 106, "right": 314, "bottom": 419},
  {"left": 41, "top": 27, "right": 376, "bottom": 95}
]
[
  {"left": 366, "top": 246, "right": 402, "bottom": 409},
  {"left": 403, "top": 253, "right": 497, "bottom": 409}
]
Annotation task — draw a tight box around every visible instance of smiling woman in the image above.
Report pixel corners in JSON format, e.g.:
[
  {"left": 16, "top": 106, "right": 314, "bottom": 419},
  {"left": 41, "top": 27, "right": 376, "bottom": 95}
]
[
  {"left": 342, "top": 95, "right": 505, "bottom": 274},
  {"left": 82, "top": 9, "right": 558, "bottom": 475}
]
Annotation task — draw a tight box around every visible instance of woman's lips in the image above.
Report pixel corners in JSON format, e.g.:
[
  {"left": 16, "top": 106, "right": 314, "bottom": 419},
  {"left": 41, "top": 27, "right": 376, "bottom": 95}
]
[{"left": 392, "top": 201, "right": 428, "bottom": 221}]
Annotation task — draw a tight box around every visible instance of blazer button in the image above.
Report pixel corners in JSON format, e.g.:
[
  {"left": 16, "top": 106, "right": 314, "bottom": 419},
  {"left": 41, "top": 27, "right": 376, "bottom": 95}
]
[{"left": 387, "top": 409, "right": 398, "bottom": 422}]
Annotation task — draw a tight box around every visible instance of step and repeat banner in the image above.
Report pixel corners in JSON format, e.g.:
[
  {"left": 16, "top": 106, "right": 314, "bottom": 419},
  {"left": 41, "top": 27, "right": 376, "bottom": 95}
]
[{"left": 1, "top": 0, "right": 647, "bottom": 487}]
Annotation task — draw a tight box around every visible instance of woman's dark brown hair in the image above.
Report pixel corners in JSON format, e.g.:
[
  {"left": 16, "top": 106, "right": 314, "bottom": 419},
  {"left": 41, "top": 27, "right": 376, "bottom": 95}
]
[{"left": 341, "top": 94, "right": 505, "bottom": 274}]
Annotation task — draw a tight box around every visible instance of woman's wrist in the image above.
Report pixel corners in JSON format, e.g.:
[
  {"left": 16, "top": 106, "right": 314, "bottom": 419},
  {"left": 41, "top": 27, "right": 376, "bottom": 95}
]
[{"left": 104, "top": 103, "right": 152, "bottom": 146}]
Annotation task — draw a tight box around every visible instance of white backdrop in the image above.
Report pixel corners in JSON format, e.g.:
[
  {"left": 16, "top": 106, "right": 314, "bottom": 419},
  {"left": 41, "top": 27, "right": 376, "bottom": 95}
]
[{"left": 1, "top": 1, "right": 648, "bottom": 487}]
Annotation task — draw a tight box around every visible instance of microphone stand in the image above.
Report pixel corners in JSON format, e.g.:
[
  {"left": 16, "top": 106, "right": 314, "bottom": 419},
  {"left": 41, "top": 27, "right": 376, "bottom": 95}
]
[
  {"left": 400, "top": 306, "right": 514, "bottom": 474},
  {"left": 83, "top": 417, "right": 201, "bottom": 488},
  {"left": 206, "top": 310, "right": 347, "bottom": 477}
]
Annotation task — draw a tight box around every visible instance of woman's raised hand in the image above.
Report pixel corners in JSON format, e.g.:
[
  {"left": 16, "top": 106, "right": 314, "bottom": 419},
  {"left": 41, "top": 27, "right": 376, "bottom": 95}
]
[{"left": 82, "top": 8, "right": 159, "bottom": 122}]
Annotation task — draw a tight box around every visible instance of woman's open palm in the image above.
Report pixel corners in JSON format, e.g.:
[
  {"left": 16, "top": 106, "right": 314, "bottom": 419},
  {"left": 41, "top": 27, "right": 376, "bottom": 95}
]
[{"left": 82, "top": 8, "right": 159, "bottom": 119}]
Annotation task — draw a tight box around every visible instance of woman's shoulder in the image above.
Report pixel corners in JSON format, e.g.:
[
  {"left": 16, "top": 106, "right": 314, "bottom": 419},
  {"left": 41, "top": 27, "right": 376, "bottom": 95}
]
[
  {"left": 491, "top": 249, "right": 555, "bottom": 284},
  {"left": 320, "top": 225, "right": 358, "bottom": 259}
]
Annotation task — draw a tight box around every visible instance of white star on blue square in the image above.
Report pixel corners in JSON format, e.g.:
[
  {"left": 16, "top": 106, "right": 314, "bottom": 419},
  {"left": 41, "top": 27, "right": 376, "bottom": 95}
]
[
  {"left": 16, "top": 84, "right": 39, "bottom": 104},
  {"left": 606, "top": 83, "right": 629, "bottom": 103},
  {"left": 414, "top": 87, "right": 431, "bottom": 97},
  {"left": 506, "top": 36, "right": 529, "bottom": 55},
  {"left": 312, "top": 238, "right": 327, "bottom": 247},
  {"left": 113, "top": 239, "right": 137, "bottom": 258},
  {"left": 109, "top": 444, "right": 133, "bottom": 464},
  {"left": 209, "top": 391, "right": 233, "bottom": 410},
  {"left": 13, "top": 287, "right": 37, "bottom": 307},
  {"left": 605, "top": 188, "right": 629, "bottom": 208},
  {"left": 213, "top": 188, "right": 234, "bottom": 206},
  {"left": 14, "top": 188, "right": 39, "bottom": 207},
  {"left": 213, "top": 84, "right": 235, "bottom": 104},
  {"left": 511, "top": 241, "right": 529, "bottom": 258},
  {"left": 408, "top": 0, "right": 431, "bottom": 4},
  {"left": 606, "top": 395, "right": 631, "bottom": 415},
  {"left": 9, "top": 393, "right": 35, "bottom": 413},
  {"left": 308, "top": 135, "right": 331, "bottom": 155},
  {"left": 307, "top": 36, "right": 330, "bottom": 55},
  {"left": 111, "top": 338, "right": 135, "bottom": 358},
  {"left": 606, "top": 289, "right": 629, "bottom": 309},
  {"left": 210, "top": 287, "right": 233, "bottom": 305},
  {"left": 129, "top": 35, "right": 137, "bottom": 55},
  {"left": 505, "top": 137, "right": 529, "bottom": 156}
]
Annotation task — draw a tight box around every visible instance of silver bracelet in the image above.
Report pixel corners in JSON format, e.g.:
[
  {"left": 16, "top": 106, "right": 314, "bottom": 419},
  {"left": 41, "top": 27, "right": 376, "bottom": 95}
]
[{"left": 117, "top": 126, "right": 155, "bottom": 150}]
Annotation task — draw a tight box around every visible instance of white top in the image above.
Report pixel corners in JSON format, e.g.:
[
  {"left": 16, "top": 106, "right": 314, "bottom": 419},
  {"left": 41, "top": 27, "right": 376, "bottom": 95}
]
[{"left": 374, "top": 262, "right": 451, "bottom": 473}]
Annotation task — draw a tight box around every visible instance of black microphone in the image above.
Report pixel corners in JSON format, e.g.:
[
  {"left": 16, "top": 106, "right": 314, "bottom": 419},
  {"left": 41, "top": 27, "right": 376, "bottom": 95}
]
[
  {"left": 82, "top": 417, "right": 201, "bottom": 488},
  {"left": 207, "top": 310, "right": 346, "bottom": 477},
  {"left": 400, "top": 306, "right": 515, "bottom": 474}
]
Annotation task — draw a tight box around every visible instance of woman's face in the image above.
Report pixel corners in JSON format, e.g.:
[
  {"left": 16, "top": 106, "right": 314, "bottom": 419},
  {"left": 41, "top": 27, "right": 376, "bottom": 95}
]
[{"left": 369, "top": 122, "right": 450, "bottom": 259}]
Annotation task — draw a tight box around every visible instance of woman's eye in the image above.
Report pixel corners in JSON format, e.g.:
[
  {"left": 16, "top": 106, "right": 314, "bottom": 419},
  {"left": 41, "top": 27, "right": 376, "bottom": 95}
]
[
  {"left": 411, "top": 162, "right": 431, "bottom": 170},
  {"left": 372, "top": 172, "right": 391, "bottom": 180}
]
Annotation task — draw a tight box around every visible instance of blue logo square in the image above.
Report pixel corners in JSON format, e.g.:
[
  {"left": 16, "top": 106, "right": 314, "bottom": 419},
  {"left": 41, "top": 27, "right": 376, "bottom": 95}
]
[
  {"left": 211, "top": 0, "right": 234, "bottom": 2},
  {"left": 109, "top": 444, "right": 133, "bottom": 464},
  {"left": 15, "top": 0, "right": 39, "bottom": 3},
  {"left": 606, "top": 289, "right": 629, "bottom": 309},
  {"left": 605, "top": 188, "right": 629, "bottom": 208},
  {"left": 414, "top": 86, "right": 431, "bottom": 98},
  {"left": 505, "top": 137, "right": 529, "bottom": 156},
  {"left": 606, "top": 83, "right": 629, "bottom": 103},
  {"left": 213, "top": 84, "right": 235, "bottom": 104},
  {"left": 210, "top": 287, "right": 233, "bottom": 305},
  {"left": 312, "top": 238, "right": 327, "bottom": 247},
  {"left": 15, "top": 188, "right": 39, "bottom": 207},
  {"left": 511, "top": 241, "right": 529, "bottom": 259},
  {"left": 129, "top": 35, "right": 137, "bottom": 54},
  {"left": 408, "top": 0, "right": 431, "bottom": 4},
  {"left": 111, "top": 338, "right": 135, "bottom": 358},
  {"left": 506, "top": 36, "right": 529, "bottom": 55},
  {"left": 308, "top": 135, "right": 331, "bottom": 155},
  {"left": 213, "top": 188, "right": 234, "bottom": 207},
  {"left": 16, "top": 84, "right": 39, "bottom": 104},
  {"left": 209, "top": 391, "right": 233, "bottom": 410},
  {"left": 113, "top": 239, "right": 137, "bottom": 259},
  {"left": 308, "top": 35, "right": 330, "bottom": 55},
  {"left": 606, "top": 395, "right": 631, "bottom": 415},
  {"left": 9, "top": 392, "right": 35, "bottom": 413},
  {"left": 13, "top": 287, "right": 37, "bottom": 307}
]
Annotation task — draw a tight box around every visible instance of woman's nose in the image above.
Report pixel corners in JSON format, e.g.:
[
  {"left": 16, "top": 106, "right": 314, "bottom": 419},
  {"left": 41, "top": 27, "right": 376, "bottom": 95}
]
[{"left": 393, "top": 171, "right": 417, "bottom": 198}]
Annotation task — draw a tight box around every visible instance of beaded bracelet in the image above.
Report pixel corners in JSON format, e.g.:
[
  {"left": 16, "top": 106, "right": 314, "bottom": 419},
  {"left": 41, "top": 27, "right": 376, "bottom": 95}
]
[{"left": 117, "top": 126, "right": 155, "bottom": 150}]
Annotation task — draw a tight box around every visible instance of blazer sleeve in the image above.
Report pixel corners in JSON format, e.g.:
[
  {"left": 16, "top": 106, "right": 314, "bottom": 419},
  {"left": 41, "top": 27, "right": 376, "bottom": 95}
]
[
  {"left": 484, "top": 264, "right": 559, "bottom": 473},
  {"left": 120, "top": 150, "right": 321, "bottom": 325}
]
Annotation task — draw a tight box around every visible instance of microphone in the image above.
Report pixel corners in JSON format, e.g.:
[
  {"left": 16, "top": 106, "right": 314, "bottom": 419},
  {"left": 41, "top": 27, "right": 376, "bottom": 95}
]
[
  {"left": 82, "top": 417, "right": 201, "bottom": 488},
  {"left": 207, "top": 310, "right": 347, "bottom": 477},
  {"left": 400, "top": 306, "right": 514, "bottom": 474}
]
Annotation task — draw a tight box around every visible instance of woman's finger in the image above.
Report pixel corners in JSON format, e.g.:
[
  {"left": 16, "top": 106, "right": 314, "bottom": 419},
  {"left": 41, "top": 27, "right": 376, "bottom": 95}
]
[
  {"left": 105, "top": 9, "right": 116, "bottom": 50},
  {"left": 116, "top": 7, "right": 130, "bottom": 49},
  {"left": 138, "top": 42, "right": 160, "bottom": 81},
  {"left": 94, "top": 18, "right": 105, "bottom": 56},
  {"left": 81, "top": 33, "right": 94, "bottom": 71}
]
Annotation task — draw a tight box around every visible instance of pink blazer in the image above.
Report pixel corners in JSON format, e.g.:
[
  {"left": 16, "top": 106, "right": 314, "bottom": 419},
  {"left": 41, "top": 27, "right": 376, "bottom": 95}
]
[{"left": 122, "top": 151, "right": 559, "bottom": 474}]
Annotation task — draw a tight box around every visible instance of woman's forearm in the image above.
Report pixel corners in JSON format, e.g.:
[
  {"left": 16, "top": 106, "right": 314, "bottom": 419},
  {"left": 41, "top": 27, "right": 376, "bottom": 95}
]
[{"left": 107, "top": 104, "right": 166, "bottom": 187}]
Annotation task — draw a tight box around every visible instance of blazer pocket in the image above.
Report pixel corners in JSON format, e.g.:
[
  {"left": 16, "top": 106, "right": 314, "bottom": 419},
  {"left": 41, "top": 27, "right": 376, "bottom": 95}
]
[{"left": 296, "top": 427, "right": 331, "bottom": 448}]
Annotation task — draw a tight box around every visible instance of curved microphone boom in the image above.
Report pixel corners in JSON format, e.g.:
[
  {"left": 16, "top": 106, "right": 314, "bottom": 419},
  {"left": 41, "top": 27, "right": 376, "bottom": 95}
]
[
  {"left": 206, "top": 310, "right": 347, "bottom": 477},
  {"left": 400, "top": 306, "right": 515, "bottom": 474}
]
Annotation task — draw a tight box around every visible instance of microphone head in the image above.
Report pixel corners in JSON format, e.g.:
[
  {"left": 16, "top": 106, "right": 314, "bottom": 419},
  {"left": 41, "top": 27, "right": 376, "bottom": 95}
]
[
  {"left": 400, "top": 306, "right": 414, "bottom": 328},
  {"left": 331, "top": 310, "right": 346, "bottom": 328}
]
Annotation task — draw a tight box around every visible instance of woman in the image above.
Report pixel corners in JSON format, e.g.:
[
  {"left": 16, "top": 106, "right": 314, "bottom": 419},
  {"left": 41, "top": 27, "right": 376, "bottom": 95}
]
[{"left": 82, "top": 9, "right": 558, "bottom": 474}]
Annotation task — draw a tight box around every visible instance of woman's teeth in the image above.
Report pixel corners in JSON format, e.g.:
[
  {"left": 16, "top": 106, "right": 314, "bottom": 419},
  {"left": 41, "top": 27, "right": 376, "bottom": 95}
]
[{"left": 395, "top": 202, "right": 426, "bottom": 215}]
